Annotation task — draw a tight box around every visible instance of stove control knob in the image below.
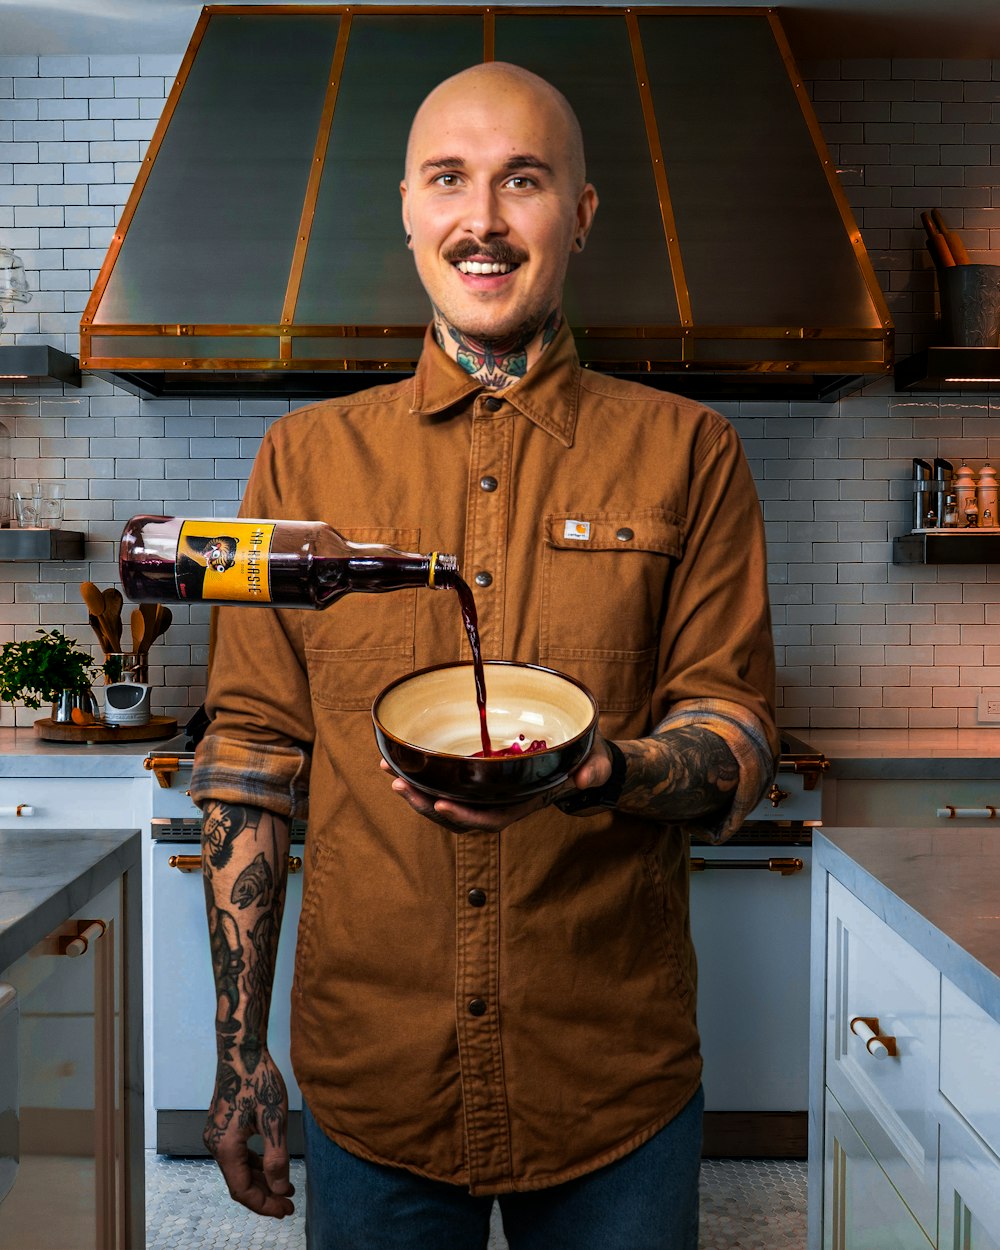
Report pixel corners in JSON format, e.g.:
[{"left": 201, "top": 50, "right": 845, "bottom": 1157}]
[{"left": 767, "top": 783, "right": 791, "bottom": 807}]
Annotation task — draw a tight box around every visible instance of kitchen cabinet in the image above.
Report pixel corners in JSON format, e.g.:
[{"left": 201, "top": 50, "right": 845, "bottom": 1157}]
[
  {"left": 810, "top": 828, "right": 1000, "bottom": 1249},
  {"left": 0, "top": 827, "right": 143, "bottom": 1250},
  {"left": 823, "top": 776, "right": 1000, "bottom": 828},
  {"left": 0, "top": 776, "right": 146, "bottom": 831}
]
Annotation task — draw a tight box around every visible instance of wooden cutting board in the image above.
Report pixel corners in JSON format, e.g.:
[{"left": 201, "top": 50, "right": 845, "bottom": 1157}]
[{"left": 34, "top": 715, "right": 178, "bottom": 744}]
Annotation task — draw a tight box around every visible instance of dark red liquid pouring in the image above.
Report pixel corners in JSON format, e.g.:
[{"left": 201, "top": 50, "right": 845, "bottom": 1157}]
[{"left": 439, "top": 571, "right": 547, "bottom": 760}]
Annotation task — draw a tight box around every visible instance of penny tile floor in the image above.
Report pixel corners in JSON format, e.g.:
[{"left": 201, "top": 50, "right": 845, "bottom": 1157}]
[{"left": 146, "top": 1153, "right": 808, "bottom": 1248}]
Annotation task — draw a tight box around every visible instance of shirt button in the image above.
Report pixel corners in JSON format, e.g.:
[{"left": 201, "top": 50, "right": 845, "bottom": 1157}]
[
  {"left": 480, "top": 475, "right": 498, "bottom": 492},
  {"left": 468, "top": 888, "right": 487, "bottom": 907},
  {"left": 468, "top": 998, "right": 488, "bottom": 1016},
  {"left": 483, "top": 396, "right": 503, "bottom": 412},
  {"left": 474, "top": 571, "right": 493, "bottom": 588},
  {"left": 616, "top": 527, "right": 635, "bottom": 542}
]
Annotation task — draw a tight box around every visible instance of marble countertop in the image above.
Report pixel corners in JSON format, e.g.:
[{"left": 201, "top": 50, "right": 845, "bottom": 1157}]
[
  {"left": 784, "top": 727, "right": 1000, "bottom": 779},
  {"left": 0, "top": 826, "right": 141, "bottom": 970},
  {"left": 0, "top": 727, "right": 187, "bottom": 777},
  {"left": 816, "top": 827, "right": 1000, "bottom": 1022}
]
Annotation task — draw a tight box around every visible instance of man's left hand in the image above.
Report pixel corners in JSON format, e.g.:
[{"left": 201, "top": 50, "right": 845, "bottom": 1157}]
[{"left": 379, "top": 732, "right": 615, "bottom": 834}]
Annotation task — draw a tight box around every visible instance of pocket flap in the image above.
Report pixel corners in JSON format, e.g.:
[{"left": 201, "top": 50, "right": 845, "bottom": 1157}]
[{"left": 545, "top": 510, "right": 683, "bottom": 557}]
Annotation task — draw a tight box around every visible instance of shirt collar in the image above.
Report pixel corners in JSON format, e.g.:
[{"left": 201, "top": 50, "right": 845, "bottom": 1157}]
[{"left": 409, "top": 321, "right": 581, "bottom": 448}]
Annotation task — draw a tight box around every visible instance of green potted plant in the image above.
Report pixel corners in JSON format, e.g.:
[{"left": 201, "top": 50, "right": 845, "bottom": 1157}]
[{"left": 0, "top": 628, "right": 100, "bottom": 721}]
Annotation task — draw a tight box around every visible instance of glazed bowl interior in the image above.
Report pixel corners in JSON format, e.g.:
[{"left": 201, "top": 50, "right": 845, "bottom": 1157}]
[{"left": 372, "top": 661, "right": 599, "bottom": 805}]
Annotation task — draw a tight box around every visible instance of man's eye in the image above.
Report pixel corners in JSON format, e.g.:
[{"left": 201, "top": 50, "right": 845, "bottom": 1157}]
[
  {"left": 505, "top": 176, "right": 536, "bottom": 190},
  {"left": 434, "top": 173, "right": 461, "bottom": 187}
]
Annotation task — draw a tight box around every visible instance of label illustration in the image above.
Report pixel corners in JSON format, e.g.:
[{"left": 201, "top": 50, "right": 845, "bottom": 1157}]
[{"left": 175, "top": 520, "right": 274, "bottom": 602}]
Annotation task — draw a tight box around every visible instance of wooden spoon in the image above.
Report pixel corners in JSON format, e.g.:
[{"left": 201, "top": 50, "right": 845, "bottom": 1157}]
[
  {"left": 130, "top": 607, "right": 145, "bottom": 654},
  {"left": 87, "top": 613, "right": 113, "bottom": 654},
  {"left": 80, "top": 581, "right": 105, "bottom": 617},
  {"left": 103, "top": 587, "right": 124, "bottom": 651},
  {"left": 139, "top": 602, "right": 159, "bottom": 654},
  {"left": 151, "top": 605, "right": 172, "bottom": 646}
]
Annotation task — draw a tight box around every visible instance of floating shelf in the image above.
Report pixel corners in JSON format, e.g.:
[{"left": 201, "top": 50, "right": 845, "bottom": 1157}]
[
  {"left": 0, "top": 529, "right": 85, "bottom": 562},
  {"left": 893, "top": 532, "right": 1000, "bottom": 564},
  {"left": 895, "top": 347, "right": 1000, "bottom": 392},
  {"left": 0, "top": 345, "right": 81, "bottom": 387}
]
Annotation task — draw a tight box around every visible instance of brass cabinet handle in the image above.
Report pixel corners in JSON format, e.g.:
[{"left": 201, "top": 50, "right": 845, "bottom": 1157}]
[
  {"left": 849, "top": 1015, "right": 897, "bottom": 1059},
  {"left": 61, "top": 919, "right": 107, "bottom": 958},
  {"left": 936, "top": 805, "right": 998, "bottom": 819},
  {"left": 0, "top": 804, "right": 35, "bottom": 817},
  {"left": 168, "top": 853, "right": 303, "bottom": 874},
  {"left": 690, "top": 856, "right": 804, "bottom": 876}
]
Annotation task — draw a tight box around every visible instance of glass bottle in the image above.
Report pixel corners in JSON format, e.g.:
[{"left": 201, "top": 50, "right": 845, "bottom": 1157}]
[
  {"left": 942, "top": 494, "right": 960, "bottom": 528},
  {"left": 119, "top": 515, "right": 459, "bottom": 609},
  {"left": 0, "top": 421, "right": 9, "bottom": 527}
]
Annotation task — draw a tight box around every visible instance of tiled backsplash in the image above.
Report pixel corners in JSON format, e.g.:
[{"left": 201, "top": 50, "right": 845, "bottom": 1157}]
[{"left": 2, "top": 53, "right": 1000, "bottom": 730}]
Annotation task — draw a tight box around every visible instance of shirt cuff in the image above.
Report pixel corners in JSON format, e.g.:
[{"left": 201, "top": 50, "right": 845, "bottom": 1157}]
[
  {"left": 653, "top": 698, "right": 777, "bottom": 844},
  {"left": 190, "top": 733, "right": 311, "bottom": 821}
]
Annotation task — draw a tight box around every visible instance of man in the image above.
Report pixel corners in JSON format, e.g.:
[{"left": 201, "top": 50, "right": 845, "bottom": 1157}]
[{"left": 191, "top": 61, "right": 777, "bottom": 1250}]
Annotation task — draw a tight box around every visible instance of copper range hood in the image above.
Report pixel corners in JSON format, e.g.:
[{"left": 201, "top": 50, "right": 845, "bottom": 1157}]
[{"left": 81, "top": 5, "right": 892, "bottom": 401}]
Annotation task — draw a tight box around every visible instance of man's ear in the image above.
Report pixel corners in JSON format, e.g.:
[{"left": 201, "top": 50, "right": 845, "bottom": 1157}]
[
  {"left": 400, "top": 181, "right": 411, "bottom": 242},
  {"left": 573, "top": 183, "right": 599, "bottom": 252}
]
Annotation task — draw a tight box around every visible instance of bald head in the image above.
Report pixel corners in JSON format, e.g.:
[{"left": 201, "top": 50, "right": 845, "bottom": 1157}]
[{"left": 405, "top": 62, "right": 587, "bottom": 192}]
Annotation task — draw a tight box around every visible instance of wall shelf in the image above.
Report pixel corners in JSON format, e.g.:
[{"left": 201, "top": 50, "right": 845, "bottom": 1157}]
[
  {"left": 0, "top": 529, "right": 85, "bottom": 562},
  {"left": 895, "top": 347, "right": 1000, "bottom": 392},
  {"left": 893, "top": 532, "right": 1000, "bottom": 564}
]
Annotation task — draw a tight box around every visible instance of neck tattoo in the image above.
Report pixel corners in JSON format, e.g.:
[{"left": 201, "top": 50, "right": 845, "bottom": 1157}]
[{"left": 433, "top": 308, "right": 562, "bottom": 389}]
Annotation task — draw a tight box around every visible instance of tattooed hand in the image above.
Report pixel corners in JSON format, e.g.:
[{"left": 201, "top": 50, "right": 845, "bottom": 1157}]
[{"left": 203, "top": 1048, "right": 294, "bottom": 1219}]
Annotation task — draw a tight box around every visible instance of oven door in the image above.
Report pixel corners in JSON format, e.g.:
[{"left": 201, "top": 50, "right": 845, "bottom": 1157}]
[{"left": 690, "top": 843, "right": 811, "bottom": 1157}]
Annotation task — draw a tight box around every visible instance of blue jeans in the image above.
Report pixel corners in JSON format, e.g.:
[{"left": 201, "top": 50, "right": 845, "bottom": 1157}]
[{"left": 303, "top": 1085, "right": 703, "bottom": 1250}]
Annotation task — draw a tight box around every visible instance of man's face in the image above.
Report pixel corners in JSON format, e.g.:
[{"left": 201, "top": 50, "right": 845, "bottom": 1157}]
[{"left": 401, "top": 73, "right": 597, "bottom": 344}]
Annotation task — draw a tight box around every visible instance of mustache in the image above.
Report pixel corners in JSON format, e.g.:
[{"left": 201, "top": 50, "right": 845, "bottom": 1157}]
[{"left": 443, "top": 239, "right": 527, "bottom": 266}]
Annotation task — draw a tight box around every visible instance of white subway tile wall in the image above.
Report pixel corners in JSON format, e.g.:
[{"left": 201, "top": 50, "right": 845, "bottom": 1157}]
[{"left": 2, "top": 54, "right": 1000, "bottom": 730}]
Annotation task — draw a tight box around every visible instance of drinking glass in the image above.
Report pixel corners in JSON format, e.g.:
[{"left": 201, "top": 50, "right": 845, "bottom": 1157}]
[
  {"left": 36, "top": 482, "right": 64, "bottom": 527},
  {"left": 12, "top": 481, "right": 40, "bottom": 527}
]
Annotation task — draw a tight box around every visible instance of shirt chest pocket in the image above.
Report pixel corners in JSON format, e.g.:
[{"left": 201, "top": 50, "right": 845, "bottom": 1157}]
[
  {"left": 302, "top": 526, "right": 419, "bottom": 712},
  {"left": 539, "top": 510, "right": 683, "bottom": 716}
]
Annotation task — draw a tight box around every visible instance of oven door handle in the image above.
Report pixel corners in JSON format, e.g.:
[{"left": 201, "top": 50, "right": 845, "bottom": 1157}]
[
  {"left": 690, "top": 856, "right": 804, "bottom": 876},
  {"left": 936, "top": 805, "right": 998, "bottom": 819},
  {"left": 168, "top": 853, "right": 303, "bottom": 874}
]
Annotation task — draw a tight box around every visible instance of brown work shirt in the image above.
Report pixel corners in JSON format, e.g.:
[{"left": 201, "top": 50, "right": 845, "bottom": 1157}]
[{"left": 191, "top": 323, "right": 778, "bottom": 1195}]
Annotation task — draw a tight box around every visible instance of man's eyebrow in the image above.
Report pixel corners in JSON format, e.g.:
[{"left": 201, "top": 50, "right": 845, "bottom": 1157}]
[
  {"left": 501, "top": 154, "right": 554, "bottom": 176},
  {"left": 418, "top": 154, "right": 555, "bottom": 177}
]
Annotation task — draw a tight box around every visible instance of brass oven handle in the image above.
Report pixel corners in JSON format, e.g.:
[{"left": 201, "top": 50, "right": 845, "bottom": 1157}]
[
  {"left": 936, "top": 806, "right": 998, "bottom": 819},
  {"left": 144, "top": 754, "right": 194, "bottom": 788},
  {"left": 0, "top": 804, "right": 35, "bottom": 817},
  {"left": 689, "top": 857, "right": 804, "bottom": 876},
  {"left": 849, "top": 1015, "right": 897, "bottom": 1059},
  {"left": 61, "top": 919, "right": 107, "bottom": 958},
  {"left": 168, "top": 853, "right": 303, "bottom": 874}
]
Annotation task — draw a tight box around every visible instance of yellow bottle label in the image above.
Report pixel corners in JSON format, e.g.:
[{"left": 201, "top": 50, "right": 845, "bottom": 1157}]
[{"left": 176, "top": 520, "right": 274, "bottom": 603}]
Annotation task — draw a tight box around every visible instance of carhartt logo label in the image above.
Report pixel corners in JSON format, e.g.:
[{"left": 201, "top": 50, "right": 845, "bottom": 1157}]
[{"left": 564, "top": 520, "right": 591, "bottom": 540}]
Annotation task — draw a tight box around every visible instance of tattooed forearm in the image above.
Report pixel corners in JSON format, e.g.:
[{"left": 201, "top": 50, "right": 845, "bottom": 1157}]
[
  {"left": 618, "top": 726, "right": 739, "bottom": 823},
  {"left": 201, "top": 800, "right": 288, "bottom": 1105}
]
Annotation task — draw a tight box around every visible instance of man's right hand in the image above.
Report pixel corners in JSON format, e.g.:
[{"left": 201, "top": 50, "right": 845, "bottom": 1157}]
[{"left": 203, "top": 1049, "right": 295, "bottom": 1219}]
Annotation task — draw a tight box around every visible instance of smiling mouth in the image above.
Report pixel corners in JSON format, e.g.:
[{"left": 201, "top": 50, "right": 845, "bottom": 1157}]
[{"left": 455, "top": 260, "right": 517, "bottom": 275}]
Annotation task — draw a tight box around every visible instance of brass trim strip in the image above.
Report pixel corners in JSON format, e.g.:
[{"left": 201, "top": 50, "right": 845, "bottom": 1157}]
[
  {"left": 85, "top": 322, "right": 890, "bottom": 341},
  {"left": 483, "top": 9, "right": 495, "bottom": 60},
  {"left": 767, "top": 10, "right": 893, "bottom": 359},
  {"left": 82, "top": 354, "right": 890, "bottom": 374},
  {"left": 626, "top": 11, "right": 691, "bottom": 327},
  {"left": 79, "top": 6, "right": 212, "bottom": 359},
  {"left": 280, "top": 14, "right": 353, "bottom": 327},
  {"left": 205, "top": 5, "right": 779, "bottom": 15}
]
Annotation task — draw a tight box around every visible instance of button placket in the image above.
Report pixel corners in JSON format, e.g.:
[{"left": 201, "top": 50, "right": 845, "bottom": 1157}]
[
  {"left": 464, "top": 409, "right": 512, "bottom": 659},
  {"left": 454, "top": 831, "right": 511, "bottom": 1189}
]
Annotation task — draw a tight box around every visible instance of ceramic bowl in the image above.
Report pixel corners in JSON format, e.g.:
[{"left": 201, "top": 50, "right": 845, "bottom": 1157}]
[{"left": 372, "top": 661, "right": 599, "bottom": 805}]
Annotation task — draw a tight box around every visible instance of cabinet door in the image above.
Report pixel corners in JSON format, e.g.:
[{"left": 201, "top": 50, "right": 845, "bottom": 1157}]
[
  {"left": 826, "top": 877, "right": 939, "bottom": 1238},
  {"left": 824, "top": 1092, "right": 933, "bottom": 1250},
  {"left": 0, "top": 777, "right": 143, "bottom": 830},
  {"left": 0, "top": 879, "right": 127, "bottom": 1250},
  {"left": 151, "top": 844, "right": 304, "bottom": 1112},
  {"left": 939, "top": 1117, "right": 1000, "bottom": 1250}
]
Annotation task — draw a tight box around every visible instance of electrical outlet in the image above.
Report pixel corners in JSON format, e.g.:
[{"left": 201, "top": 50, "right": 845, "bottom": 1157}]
[{"left": 976, "top": 694, "right": 1000, "bottom": 724}]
